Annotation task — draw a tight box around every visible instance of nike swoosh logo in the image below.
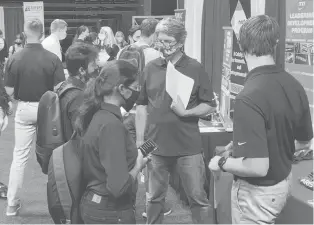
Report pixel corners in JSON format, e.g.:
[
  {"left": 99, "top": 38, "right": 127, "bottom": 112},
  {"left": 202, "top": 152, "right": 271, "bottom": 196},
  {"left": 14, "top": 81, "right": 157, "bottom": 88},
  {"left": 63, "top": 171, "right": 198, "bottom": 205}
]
[{"left": 238, "top": 142, "right": 247, "bottom": 146}]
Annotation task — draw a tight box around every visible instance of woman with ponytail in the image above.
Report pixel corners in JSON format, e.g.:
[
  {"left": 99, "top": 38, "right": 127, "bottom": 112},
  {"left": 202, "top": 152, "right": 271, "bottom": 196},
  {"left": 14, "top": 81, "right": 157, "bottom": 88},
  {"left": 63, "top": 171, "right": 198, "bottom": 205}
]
[
  {"left": 76, "top": 59, "right": 149, "bottom": 224},
  {"left": 72, "top": 25, "right": 89, "bottom": 44}
]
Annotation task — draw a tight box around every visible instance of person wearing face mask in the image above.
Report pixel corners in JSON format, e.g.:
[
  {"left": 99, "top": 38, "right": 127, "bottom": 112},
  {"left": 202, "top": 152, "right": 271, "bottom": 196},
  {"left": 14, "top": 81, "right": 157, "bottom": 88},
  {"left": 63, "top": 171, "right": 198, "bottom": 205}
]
[
  {"left": 42, "top": 19, "right": 68, "bottom": 62},
  {"left": 72, "top": 25, "right": 89, "bottom": 44},
  {"left": 8, "top": 33, "right": 25, "bottom": 58},
  {"left": 115, "top": 31, "right": 128, "bottom": 50},
  {"left": 128, "top": 25, "right": 141, "bottom": 45},
  {"left": 75, "top": 59, "right": 148, "bottom": 224},
  {"left": 136, "top": 18, "right": 217, "bottom": 224},
  {"left": 97, "top": 26, "right": 119, "bottom": 62},
  {"left": 59, "top": 42, "right": 99, "bottom": 142}
]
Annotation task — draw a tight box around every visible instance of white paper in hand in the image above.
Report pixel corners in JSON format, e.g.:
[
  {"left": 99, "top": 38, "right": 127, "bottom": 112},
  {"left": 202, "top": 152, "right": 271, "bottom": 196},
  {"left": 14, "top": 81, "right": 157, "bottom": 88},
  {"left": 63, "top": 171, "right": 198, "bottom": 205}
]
[{"left": 166, "top": 62, "right": 194, "bottom": 109}]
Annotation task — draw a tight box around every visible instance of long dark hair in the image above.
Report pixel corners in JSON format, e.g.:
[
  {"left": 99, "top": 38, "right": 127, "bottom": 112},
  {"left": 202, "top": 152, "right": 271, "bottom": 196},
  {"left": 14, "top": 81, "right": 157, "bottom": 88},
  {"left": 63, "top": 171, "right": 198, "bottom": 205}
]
[
  {"left": 72, "top": 25, "right": 89, "bottom": 44},
  {"left": 74, "top": 60, "right": 138, "bottom": 136}
]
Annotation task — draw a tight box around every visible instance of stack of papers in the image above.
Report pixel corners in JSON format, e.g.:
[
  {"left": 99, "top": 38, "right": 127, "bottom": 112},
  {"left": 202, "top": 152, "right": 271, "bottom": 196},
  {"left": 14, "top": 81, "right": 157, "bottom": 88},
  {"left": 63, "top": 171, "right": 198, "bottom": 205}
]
[{"left": 166, "top": 62, "right": 194, "bottom": 109}]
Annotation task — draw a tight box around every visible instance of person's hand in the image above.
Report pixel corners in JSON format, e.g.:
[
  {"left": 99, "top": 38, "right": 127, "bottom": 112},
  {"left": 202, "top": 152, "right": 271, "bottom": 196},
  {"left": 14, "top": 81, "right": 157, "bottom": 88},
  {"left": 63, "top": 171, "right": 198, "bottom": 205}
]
[
  {"left": 208, "top": 156, "right": 222, "bottom": 172},
  {"left": 135, "top": 149, "right": 149, "bottom": 171},
  {"left": 170, "top": 96, "right": 187, "bottom": 117},
  {"left": 136, "top": 139, "right": 144, "bottom": 148},
  {"left": 225, "top": 141, "right": 233, "bottom": 151}
]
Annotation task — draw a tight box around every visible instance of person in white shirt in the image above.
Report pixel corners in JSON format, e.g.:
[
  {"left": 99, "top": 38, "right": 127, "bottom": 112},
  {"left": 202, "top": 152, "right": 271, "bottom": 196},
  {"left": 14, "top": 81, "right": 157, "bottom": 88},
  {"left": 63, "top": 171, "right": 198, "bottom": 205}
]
[{"left": 41, "top": 19, "right": 68, "bottom": 62}]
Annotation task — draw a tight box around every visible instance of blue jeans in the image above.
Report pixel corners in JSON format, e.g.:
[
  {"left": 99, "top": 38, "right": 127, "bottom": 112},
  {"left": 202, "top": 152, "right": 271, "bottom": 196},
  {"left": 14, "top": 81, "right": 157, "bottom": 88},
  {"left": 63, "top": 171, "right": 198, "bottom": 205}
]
[
  {"left": 231, "top": 172, "right": 292, "bottom": 224},
  {"left": 146, "top": 153, "right": 213, "bottom": 224}
]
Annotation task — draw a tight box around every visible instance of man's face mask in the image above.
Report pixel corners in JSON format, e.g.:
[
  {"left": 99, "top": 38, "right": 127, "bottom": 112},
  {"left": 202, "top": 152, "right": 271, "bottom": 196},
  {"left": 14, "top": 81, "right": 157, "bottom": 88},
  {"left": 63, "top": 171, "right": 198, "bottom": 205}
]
[
  {"left": 157, "top": 38, "right": 182, "bottom": 58},
  {"left": 120, "top": 85, "right": 140, "bottom": 112}
]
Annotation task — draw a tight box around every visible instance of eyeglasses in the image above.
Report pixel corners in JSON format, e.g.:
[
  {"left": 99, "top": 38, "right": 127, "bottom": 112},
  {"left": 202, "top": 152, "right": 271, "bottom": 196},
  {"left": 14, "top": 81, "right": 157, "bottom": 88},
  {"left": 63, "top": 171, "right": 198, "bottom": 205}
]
[{"left": 156, "top": 40, "right": 177, "bottom": 48}]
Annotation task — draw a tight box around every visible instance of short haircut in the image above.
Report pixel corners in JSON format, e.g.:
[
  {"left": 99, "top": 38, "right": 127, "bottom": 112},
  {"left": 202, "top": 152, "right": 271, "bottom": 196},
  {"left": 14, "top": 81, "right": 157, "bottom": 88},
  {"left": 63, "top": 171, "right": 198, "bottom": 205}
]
[
  {"left": 24, "top": 19, "right": 43, "bottom": 37},
  {"left": 239, "top": 15, "right": 280, "bottom": 57},
  {"left": 140, "top": 18, "right": 159, "bottom": 37},
  {"left": 128, "top": 25, "right": 141, "bottom": 36},
  {"left": 65, "top": 43, "right": 99, "bottom": 77},
  {"left": 155, "top": 17, "right": 187, "bottom": 44},
  {"left": 50, "top": 19, "right": 68, "bottom": 33}
]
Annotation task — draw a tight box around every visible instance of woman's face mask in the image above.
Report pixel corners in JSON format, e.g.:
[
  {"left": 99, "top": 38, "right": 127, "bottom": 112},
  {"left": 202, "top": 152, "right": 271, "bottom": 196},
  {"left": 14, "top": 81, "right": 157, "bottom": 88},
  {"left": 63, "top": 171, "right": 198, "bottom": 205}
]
[
  {"left": 98, "top": 33, "right": 106, "bottom": 41},
  {"left": 116, "top": 36, "right": 123, "bottom": 43}
]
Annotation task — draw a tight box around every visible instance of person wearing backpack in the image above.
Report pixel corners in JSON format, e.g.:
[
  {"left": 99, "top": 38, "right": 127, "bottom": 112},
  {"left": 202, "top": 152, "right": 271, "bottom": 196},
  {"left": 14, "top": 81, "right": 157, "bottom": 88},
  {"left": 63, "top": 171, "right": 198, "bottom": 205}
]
[
  {"left": 60, "top": 42, "right": 99, "bottom": 141},
  {"left": 74, "top": 60, "right": 149, "bottom": 224},
  {"left": 119, "top": 18, "right": 172, "bottom": 218},
  {"left": 43, "top": 42, "right": 99, "bottom": 224},
  {"left": 4, "top": 19, "right": 65, "bottom": 216}
]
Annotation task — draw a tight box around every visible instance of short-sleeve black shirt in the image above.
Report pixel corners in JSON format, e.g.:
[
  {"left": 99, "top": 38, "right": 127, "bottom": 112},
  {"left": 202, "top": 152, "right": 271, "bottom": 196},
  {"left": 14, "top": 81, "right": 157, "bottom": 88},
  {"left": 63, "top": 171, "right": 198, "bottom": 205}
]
[
  {"left": 5, "top": 43, "right": 65, "bottom": 102},
  {"left": 136, "top": 54, "right": 216, "bottom": 156},
  {"left": 233, "top": 65, "right": 313, "bottom": 186}
]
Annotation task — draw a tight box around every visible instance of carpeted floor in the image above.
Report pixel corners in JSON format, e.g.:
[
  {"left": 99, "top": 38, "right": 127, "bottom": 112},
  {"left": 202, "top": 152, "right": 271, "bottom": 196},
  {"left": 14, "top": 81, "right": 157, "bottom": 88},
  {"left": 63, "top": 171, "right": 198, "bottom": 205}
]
[{"left": 0, "top": 104, "right": 192, "bottom": 224}]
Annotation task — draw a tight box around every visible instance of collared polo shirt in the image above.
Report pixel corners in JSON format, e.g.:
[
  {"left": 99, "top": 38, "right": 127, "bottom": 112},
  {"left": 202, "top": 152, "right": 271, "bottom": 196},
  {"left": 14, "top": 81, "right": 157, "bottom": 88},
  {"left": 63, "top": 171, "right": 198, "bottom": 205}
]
[
  {"left": 81, "top": 103, "right": 138, "bottom": 199},
  {"left": 233, "top": 65, "right": 313, "bottom": 186},
  {"left": 136, "top": 54, "right": 216, "bottom": 156},
  {"left": 5, "top": 43, "right": 65, "bottom": 102}
]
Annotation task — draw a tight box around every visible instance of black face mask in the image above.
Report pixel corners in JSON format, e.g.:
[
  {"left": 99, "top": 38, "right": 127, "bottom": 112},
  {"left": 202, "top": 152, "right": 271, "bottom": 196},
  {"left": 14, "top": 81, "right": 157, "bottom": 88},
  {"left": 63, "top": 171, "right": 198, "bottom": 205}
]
[{"left": 122, "top": 88, "right": 140, "bottom": 112}]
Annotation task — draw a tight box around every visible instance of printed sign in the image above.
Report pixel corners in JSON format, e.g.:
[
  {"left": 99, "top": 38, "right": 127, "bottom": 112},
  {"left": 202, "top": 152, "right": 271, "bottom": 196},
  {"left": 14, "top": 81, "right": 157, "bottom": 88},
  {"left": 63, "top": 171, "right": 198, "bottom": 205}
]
[
  {"left": 174, "top": 9, "right": 186, "bottom": 25},
  {"left": 285, "top": 0, "right": 314, "bottom": 120},
  {"left": 23, "top": 2, "right": 44, "bottom": 37},
  {"left": 231, "top": 0, "right": 247, "bottom": 39}
]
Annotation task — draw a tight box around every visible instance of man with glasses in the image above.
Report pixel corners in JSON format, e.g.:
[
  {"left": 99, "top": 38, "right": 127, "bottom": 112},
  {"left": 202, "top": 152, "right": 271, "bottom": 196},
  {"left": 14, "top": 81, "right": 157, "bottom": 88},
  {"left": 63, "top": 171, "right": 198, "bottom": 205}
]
[{"left": 136, "top": 18, "right": 217, "bottom": 224}]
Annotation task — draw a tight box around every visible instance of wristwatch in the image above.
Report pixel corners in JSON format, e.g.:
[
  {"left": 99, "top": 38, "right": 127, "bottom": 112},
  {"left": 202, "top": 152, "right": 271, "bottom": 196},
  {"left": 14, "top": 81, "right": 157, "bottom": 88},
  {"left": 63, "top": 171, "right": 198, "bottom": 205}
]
[{"left": 218, "top": 156, "right": 228, "bottom": 172}]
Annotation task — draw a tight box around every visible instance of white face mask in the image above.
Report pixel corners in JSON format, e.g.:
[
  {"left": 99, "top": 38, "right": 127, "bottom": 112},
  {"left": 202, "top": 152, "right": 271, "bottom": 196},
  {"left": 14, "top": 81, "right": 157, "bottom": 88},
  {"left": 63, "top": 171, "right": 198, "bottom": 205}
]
[{"left": 98, "top": 34, "right": 106, "bottom": 41}]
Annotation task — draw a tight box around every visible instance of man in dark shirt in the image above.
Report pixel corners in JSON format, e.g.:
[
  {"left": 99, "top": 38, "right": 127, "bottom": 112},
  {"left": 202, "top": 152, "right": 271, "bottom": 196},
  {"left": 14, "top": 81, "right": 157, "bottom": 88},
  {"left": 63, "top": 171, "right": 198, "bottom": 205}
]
[
  {"left": 4, "top": 19, "right": 65, "bottom": 216},
  {"left": 136, "top": 18, "right": 217, "bottom": 224},
  {"left": 208, "top": 15, "right": 313, "bottom": 224},
  {"left": 59, "top": 42, "right": 99, "bottom": 141}
]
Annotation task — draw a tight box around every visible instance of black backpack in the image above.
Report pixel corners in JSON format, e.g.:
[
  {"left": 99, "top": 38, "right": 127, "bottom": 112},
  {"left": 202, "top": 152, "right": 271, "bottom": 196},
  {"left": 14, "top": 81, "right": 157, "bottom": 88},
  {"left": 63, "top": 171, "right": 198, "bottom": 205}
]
[
  {"left": 36, "top": 83, "right": 82, "bottom": 174},
  {"left": 47, "top": 133, "right": 84, "bottom": 224}
]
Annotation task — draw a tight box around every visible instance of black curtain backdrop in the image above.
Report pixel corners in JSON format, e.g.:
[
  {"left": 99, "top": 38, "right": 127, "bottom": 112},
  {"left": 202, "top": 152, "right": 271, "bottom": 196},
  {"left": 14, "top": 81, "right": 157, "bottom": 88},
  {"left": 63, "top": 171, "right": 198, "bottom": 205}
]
[
  {"left": 3, "top": 7, "right": 24, "bottom": 48},
  {"left": 265, "top": 0, "right": 286, "bottom": 69},
  {"left": 201, "top": 0, "right": 230, "bottom": 95}
]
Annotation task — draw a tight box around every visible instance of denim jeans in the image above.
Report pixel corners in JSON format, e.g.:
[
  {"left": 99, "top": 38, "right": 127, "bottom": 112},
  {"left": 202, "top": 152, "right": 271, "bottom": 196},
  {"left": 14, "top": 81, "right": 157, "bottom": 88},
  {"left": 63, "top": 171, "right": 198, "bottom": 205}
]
[
  {"left": 231, "top": 171, "right": 292, "bottom": 224},
  {"left": 7, "top": 101, "right": 38, "bottom": 206},
  {"left": 146, "top": 153, "right": 213, "bottom": 224},
  {"left": 80, "top": 190, "right": 136, "bottom": 224}
]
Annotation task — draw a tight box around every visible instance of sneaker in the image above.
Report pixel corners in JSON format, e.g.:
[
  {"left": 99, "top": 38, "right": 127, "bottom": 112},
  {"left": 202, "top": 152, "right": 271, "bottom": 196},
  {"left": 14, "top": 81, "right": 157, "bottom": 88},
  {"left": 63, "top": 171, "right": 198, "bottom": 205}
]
[
  {"left": 142, "top": 207, "right": 172, "bottom": 218},
  {"left": 6, "top": 203, "right": 21, "bottom": 216}
]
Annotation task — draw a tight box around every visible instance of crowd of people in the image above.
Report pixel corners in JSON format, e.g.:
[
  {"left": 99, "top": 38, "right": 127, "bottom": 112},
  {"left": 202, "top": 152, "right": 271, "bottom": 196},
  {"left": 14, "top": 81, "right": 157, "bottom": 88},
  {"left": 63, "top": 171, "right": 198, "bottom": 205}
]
[{"left": 0, "top": 13, "right": 312, "bottom": 225}]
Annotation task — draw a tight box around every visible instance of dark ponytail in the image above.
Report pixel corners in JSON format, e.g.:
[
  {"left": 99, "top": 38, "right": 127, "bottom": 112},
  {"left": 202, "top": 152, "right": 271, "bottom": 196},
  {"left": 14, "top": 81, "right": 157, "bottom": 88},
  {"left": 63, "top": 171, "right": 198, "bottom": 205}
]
[{"left": 74, "top": 74, "right": 114, "bottom": 136}]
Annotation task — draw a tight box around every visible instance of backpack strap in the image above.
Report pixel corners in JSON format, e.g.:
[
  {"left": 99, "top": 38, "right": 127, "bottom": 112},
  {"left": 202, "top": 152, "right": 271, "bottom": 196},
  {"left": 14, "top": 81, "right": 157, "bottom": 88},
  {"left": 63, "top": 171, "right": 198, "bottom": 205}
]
[
  {"left": 57, "top": 82, "right": 83, "bottom": 98},
  {"left": 53, "top": 144, "right": 72, "bottom": 223}
]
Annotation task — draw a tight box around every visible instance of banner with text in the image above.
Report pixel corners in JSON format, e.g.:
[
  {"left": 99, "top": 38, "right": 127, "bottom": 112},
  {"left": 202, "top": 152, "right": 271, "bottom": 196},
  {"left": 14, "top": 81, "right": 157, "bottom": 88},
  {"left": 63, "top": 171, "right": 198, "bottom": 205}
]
[
  {"left": 285, "top": 0, "right": 313, "bottom": 118},
  {"left": 23, "top": 2, "right": 44, "bottom": 37}
]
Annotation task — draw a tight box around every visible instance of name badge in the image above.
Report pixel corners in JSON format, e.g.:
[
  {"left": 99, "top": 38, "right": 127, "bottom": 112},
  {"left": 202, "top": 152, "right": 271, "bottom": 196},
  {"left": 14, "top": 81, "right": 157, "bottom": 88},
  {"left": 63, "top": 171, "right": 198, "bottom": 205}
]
[{"left": 92, "top": 194, "right": 102, "bottom": 204}]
